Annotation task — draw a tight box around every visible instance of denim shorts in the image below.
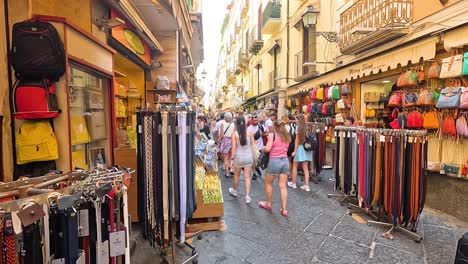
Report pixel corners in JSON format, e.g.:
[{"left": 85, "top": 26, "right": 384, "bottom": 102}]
[{"left": 266, "top": 157, "right": 289, "bottom": 176}]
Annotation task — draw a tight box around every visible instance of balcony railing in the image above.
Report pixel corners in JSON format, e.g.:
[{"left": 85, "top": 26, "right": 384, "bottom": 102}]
[
  {"left": 237, "top": 49, "right": 248, "bottom": 67},
  {"left": 339, "top": 0, "right": 413, "bottom": 54},
  {"left": 248, "top": 29, "right": 263, "bottom": 54},
  {"left": 269, "top": 70, "right": 280, "bottom": 90},
  {"left": 294, "top": 44, "right": 317, "bottom": 81},
  {"left": 261, "top": 0, "right": 281, "bottom": 34}
]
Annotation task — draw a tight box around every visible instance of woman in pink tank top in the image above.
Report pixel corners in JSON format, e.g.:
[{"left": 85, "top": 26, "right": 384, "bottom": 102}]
[{"left": 258, "top": 120, "right": 291, "bottom": 217}]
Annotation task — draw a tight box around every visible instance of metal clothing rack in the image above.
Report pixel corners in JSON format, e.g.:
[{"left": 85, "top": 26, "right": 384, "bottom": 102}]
[
  {"left": 137, "top": 107, "right": 201, "bottom": 264},
  {"left": 331, "top": 126, "right": 427, "bottom": 242}
]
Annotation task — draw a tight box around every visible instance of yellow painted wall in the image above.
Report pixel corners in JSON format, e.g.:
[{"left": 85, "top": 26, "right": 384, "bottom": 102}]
[
  {"left": 31, "top": 0, "right": 92, "bottom": 32},
  {"left": 413, "top": 0, "right": 462, "bottom": 22}
]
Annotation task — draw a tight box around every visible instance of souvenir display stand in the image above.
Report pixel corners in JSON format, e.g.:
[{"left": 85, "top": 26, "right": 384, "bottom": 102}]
[
  {"left": 187, "top": 138, "right": 225, "bottom": 233},
  {"left": 0, "top": 167, "right": 133, "bottom": 264},
  {"left": 330, "top": 126, "right": 428, "bottom": 242}
]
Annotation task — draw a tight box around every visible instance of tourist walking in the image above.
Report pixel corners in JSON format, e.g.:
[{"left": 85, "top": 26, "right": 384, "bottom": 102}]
[
  {"left": 228, "top": 116, "right": 256, "bottom": 203},
  {"left": 247, "top": 114, "right": 264, "bottom": 180},
  {"left": 219, "top": 112, "right": 235, "bottom": 178},
  {"left": 258, "top": 120, "right": 290, "bottom": 217},
  {"left": 288, "top": 114, "right": 312, "bottom": 192}
]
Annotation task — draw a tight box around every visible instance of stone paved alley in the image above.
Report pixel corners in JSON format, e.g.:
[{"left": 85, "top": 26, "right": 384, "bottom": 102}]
[{"left": 132, "top": 170, "right": 468, "bottom": 264}]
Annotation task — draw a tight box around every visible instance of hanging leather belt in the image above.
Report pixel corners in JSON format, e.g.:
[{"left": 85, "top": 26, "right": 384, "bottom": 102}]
[
  {"left": 21, "top": 223, "right": 43, "bottom": 264},
  {"left": 4, "top": 213, "right": 15, "bottom": 264},
  {"left": 371, "top": 135, "right": 382, "bottom": 207},
  {"left": 334, "top": 131, "right": 340, "bottom": 190},
  {"left": 153, "top": 112, "right": 163, "bottom": 246},
  {"left": 108, "top": 190, "right": 116, "bottom": 264}
]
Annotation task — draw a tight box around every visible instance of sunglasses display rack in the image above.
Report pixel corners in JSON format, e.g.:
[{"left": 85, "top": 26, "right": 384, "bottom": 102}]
[{"left": 331, "top": 126, "right": 428, "bottom": 242}]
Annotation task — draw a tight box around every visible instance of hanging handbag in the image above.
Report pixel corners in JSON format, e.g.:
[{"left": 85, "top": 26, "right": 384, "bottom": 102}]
[
  {"left": 407, "top": 110, "right": 423, "bottom": 129},
  {"left": 462, "top": 52, "right": 468, "bottom": 75},
  {"left": 326, "top": 102, "right": 335, "bottom": 114},
  {"left": 310, "top": 89, "right": 317, "bottom": 100},
  {"left": 460, "top": 87, "right": 468, "bottom": 109},
  {"left": 257, "top": 151, "right": 270, "bottom": 170},
  {"left": 402, "top": 92, "right": 418, "bottom": 108},
  {"left": 456, "top": 114, "right": 468, "bottom": 137},
  {"left": 436, "top": 87, "right": 462, "bottom": 109},
  {"left": 442, "top": 114, "right": 457, "bottom": 137},
  {"left": 337, "top": 99, "right": 345, "bottom": 109},
  {"left": 398, "top": 112, "right": 407, "bottom": 129},
  {"left": 397, "top": 70, "right": 418, "bottom": 87},
  {"left": 331, "top": 85, "right": 341, "bottom": 100},
  {"left": 388, "top": 92, "right": 402, "bottom": 107},
  {"left": 365, "top": 109, "right": 376, "bottom": 118},
  {"left": 417, "top": 89, "right": 435, "bottom": 106},
  {"left": 390, "top": 118, "right": 400, "bottom": 129},
  {"left": 439, "top": 54, "right": 463, "bottom": 78},
  {"left": 294, "top": 98, "right": 300, "bottom": 106},
  {"left": 16, "top": 121, "right": 59, "bottom": 165},
  {"left": 427, "top": 62, "right": 441, "bottom": 79},
  {"left": 316, "top": 102, "right": 323, "bottom": 113},
  {"left": 311, "top": 102, "right": 317, "bottom": 113},
  {"left": 71, "top": 115, "right": 91, "bottom": 145},
  {"left": 418, "top": 69, "right": 425, "bottom": 83},
  {"left": 286, "top": 99, "right": 292, "bottom": 108},
  {"left": 321, "top": 102, "right": 328, "bottom": 114},
  {"left": 423, "top": 110, "right": 439, "bottom": 130},
  {"left": 341, "top": 84, "right": 349, "bottom": 96},
  {"left": 336, "top": 113, "right": 344, "bottom": 123},
  {"left": 316, "top": 87, "right": 324, "bottom": 100},
  {"left": 379, "top": 94, "right": 389, "bottom": 104}
]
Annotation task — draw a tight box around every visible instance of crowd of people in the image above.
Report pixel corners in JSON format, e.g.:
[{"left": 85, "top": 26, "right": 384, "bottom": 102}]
[{"left": 195, "top": 110, "right": 319, "bottom": 217}]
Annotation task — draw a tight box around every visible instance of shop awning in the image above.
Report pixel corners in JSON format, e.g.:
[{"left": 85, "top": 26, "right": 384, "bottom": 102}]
[
  {"left": 443, "top": 24, "right": 468, "bottom": 51},
  {"left": 288, "top": 36, "right": 438, "bottom": 96}
]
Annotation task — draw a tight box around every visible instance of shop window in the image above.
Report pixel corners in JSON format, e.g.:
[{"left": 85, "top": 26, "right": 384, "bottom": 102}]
[{"left": 69, "top": 63, "right": 110, "bottom": 170}]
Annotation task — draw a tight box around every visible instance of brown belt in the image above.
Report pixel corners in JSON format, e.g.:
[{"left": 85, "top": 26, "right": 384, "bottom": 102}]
[{"left": 371, "top": 136, "right": 381, "bottom": 207}]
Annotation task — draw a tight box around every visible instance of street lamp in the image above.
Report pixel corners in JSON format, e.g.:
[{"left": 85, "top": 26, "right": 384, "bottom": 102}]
[{"left": 301, "top": 5, "right": 338, "bottom": 43}]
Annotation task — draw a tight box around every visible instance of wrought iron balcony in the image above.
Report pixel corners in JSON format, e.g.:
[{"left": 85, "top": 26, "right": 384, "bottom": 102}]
[
  {"left": 294, "top": 44, "right": 318, "bottom": 81},
  {"left": 248, "top": 29, "right": 263, "bottom": 55},
  {"left": 237, "top": 49, "right": 248, "bottom": 69},
  {"left": 339, "top": 0, "right": 413, "bottom": 55},
  {"left": 262, "top": 0, "right": 281, "bottom": 35}
]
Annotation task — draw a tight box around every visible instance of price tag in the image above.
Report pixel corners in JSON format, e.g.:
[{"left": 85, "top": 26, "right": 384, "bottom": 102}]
[
  {"left": 408, "top": 137, "right": 413, "bottom": 143},
  {"left": 325, "top": 126, "right": 328, "bottom": 131},
  {"left": 76, "top": 251, "right": 85, "bottom": 264},
  {"left": 369, "top": 139, "right": 373, "bottom": 146},
  {"left": 100, "top": 241, "right": 110, "bottom": 264},
  {"left": 78, "top": 210, "right": 89, "bottom": 237},
  {"left": 347, "top": 131, "right": 351, "bottom": 138},
  {"left": 109, "top": 231, "right": 126, "bottom": 257},
  {"left": 380, "top": 135, "right": 385, "bottom": 142},
  {"left": 316, "top": 129, "right": 320, "bottom": 133},
  {"left": 11, "top": 212, "right": 22, "bottom": 235}
]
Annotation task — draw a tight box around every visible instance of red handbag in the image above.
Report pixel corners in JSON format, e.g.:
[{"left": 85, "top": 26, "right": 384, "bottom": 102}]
[
  {"left": 442, "top": 114, "right": 457, "bottom": 136},
  {"left": 407, "top": 110, "right": 423, "bottom": 129},
  {"left": 321, "top": 102, "right": 327, "bottom": 114},
  {"left": 324, "top": 87, "right": 330, "bottom": 101},
  {"left": 390, "top": 118, "right": 401, "bottom": 129},
  {"left": 388, "top": 92, "right": 402, "bottom": 108}
]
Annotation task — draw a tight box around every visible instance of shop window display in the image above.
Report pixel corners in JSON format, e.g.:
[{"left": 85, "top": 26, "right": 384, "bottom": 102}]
[{"left": 69, "top": 64, "right": 110, "bottom": 169}]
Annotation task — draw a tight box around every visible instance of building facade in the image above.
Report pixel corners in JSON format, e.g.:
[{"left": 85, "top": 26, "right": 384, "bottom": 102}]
[{"left": 0, "top": 0, "right": 203, "bottom": 184}]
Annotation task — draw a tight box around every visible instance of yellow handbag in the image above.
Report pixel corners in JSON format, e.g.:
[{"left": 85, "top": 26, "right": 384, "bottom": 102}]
[
  {"left": 316, "top": 87, "right": 324, "bottom": 100},
  {"left": 72, "top": 148, "right": 88, "bottom": 170},
  {"left": 16, "top": 121, "right": 59, "bottom": 165},
  {"left": 365, "top": 109, "right": 376, "bottom": 117},
  {"left": 71, "top": 115, "right": 91, "bottom": 145}
]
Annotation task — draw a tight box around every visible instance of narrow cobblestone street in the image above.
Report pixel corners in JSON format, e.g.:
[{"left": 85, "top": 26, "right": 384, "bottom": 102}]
[{"left": 132, "top": 169, "right": 468, "bottom": 264}]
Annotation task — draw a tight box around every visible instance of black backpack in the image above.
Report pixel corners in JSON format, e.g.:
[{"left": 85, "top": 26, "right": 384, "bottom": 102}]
[
  {"left": 287, "top": 124, "right": 296, "bottom": 157},
  {"left": 303, "top": 131, "right": 317, "bottom": 151},
  {"left": 11, "top": 20, "right": 66, "bottom": 81},
  {"left": 455, "top": 232, "right": 468, "bottom": 263}
]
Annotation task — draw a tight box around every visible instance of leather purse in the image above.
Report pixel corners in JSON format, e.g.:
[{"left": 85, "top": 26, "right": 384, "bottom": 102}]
[
  {"left": 341, "top": 84, "right": 350, "bottom": 96},
  {"left": 456, "top": 113, "right": 468, "bottom": 137},
  {"left": 316, "top": 87, "right": 324, "bottom": 100},
  {"left": 331, "top": 85, "right": 341, "bottom": 100},
  {"left": 388, "top": 92, "right": 402, "bottom": 108},
  {"left": 436, "top": 87, "right": 462, "bottom": 109},
  {"left": 379, "top": 94, "right": 389, "bottom": 104},
  {"left": 407, "top": 110, "right": 423, "bottom": 129},
  {"left": 417, "top": 89, "right": 435, "bottom": 106},
  {"left": 427, "top": 62, "right": 441, "bottom": 79},
  {"left": 364, "top": 92, "right": 380, "bottom": 103},
  {"left": 397, "top": 70, "right": 418, "bottom": 87},
  {"left": 337, "top": 99, "right": 346, "bottom": 109},
  {"left": 442, "top": 114, "right": 457, "bottom": 136},
  {"left": 460, "top": 87, "right": 468, "bottom": 109},
  {"left": 402, "top": 93, "right": 418, "bottom": 108},
  {"left": 440, "top": 54, "right": 463, "bottom": 78},
  {"left": 423, "top": 111, "right": 439, "bottom": 130},
  {"left": 441, "top": 163, "right": 459, "bottom": 176},
  {"left": 321, "top": 102, "right": 327, "bottom": 114},
  {"left": 326, "top": 102, "right": 335, "bottom": 114},
  {"left": 398, "top": 112, "right": 408, "bottom": 129},
  {"left": 336, "top": 113, "right": 344, "bottom": 123},
  {"left": 310, "top": 89, "right": 317, "bottom": 100},
  {"left": 463, "top": 52, "right": 468, "bottom": 75}
]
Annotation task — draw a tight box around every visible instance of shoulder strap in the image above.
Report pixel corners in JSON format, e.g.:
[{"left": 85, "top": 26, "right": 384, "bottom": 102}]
[{"left": 224, "top": 122, "right": 232, "bottom": 135}]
